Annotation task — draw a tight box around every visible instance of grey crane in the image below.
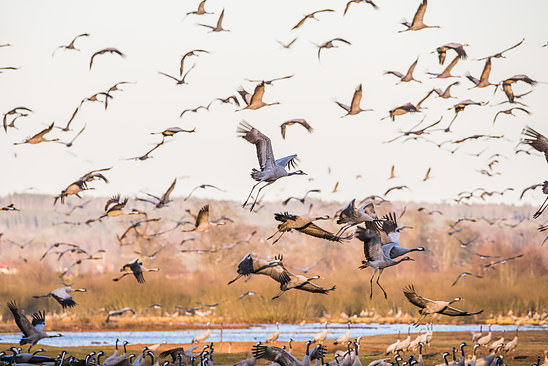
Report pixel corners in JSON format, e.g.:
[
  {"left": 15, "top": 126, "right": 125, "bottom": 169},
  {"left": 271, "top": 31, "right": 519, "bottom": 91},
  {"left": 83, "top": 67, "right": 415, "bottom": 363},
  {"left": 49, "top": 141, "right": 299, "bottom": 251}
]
[
  {"left": 369, "top": 212, "right": 424, "bottom": 259},
  {"left": 427, "top": 55, "right": 462, "bottom": 79},
  {"left": 238, "top": 83, "right": 280, "bottom": 110},
  {"left": 106, "top": 307, "right": 136, "bottom": 323},
  {"left": 280, "top": 119, "right": 313, "bottom": 139},
  {"left": 198, "top": 9, "right": 229, "bottom": 32},
  {"left": 89, "top": 48, "right": 125, "bottom": 70},
  {"left": 52, "top": 33, "right": 90, "bottom": 57},
  {"left": 112, "top": 258, "right": 159, "bottom": 283},
  {"left": 292, "top": 9, "right": 335, "bottom": 30},
  {"left": 237, "top": 121, "right": 306, "bottom": 211},
  {"left": 316, "top": 38, "right": 351, "bottom": 61},
  {"left": 271, "top": 262, "right": 335, "bottom": 300},
  {"left": 357, "top": 227, "right": 415, "bottom": 299},
  {"left": 399, "top": 0, "right": 440, "bottom": 32},
  {"left": 33, "top": 286, "right": 86, "bottom": 308},
  {"left": 402, "top": 285, "right": 483, "bottom": 325},
  {"left": 137, "top": 178, "right": 177, "bottom": 208},
  {"left": 433, "top": 81, "right": 459, "bottom": 99},
  {"left": 335, "top": 199, "right": 381, "bottom": 238},
  {"left": 7, "top": 301, "right": 62, "bottom": 351},
  {"left": 384, "top": 59, "right": 421, "bottom": 84},
  {"left": 492, "top": 107, "right": 529, "bottom": 125},
  {"left": 187, "top": 0, "right": 212, "bottom": 16},
  {"left": 466, "top": 58, "right": 495, "bottom": 89},
  {"left": 14, "top": 122, "right": 59, "bottom": 145},
  {"left": 227, "top": 253, "right": 289, "bottom": 285},
  {"left": 435, "top": 43, "right": 468, "bottom": 64},
  {"left": 335, "top": 84, "right": 373, "bottom": 116},
  {"left": 344, "top": 0, "right": 377, "bottom": 15}
]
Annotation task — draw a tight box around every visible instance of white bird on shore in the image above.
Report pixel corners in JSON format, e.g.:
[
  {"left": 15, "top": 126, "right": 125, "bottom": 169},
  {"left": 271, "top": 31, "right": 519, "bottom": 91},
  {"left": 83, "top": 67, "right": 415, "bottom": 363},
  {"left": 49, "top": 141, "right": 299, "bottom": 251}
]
[{"left": 192, "top": 322, "right": 211, "bottom": 343}]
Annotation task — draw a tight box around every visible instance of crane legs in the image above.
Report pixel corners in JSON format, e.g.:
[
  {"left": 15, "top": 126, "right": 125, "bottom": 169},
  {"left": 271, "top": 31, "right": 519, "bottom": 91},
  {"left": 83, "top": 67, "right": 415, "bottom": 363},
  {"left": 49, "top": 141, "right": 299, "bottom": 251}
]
[
  {"left": 249, "top": 182, "right": 273, "bottom": 212},
  {"left": 242, "top": 182, "right": 262, "bottom": 208},
  {"left": 369, "top": 268, "right": 387, "bottom": 299},
  {"left": 533, "top": 195, "right": 548, "bottom": 219}
]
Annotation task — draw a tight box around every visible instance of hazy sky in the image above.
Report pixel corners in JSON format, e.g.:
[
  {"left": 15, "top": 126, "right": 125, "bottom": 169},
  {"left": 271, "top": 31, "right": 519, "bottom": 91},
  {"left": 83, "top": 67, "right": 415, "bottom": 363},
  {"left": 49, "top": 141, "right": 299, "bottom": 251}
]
[{"left": 1, "top": 0, "right": 548, "bottom": 207}]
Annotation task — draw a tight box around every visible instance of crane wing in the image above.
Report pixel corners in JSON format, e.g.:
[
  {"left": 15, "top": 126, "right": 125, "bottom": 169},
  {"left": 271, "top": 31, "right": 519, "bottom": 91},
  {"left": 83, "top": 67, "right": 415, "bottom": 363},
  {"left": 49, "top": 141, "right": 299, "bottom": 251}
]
[
  {"left": 356, "top": 227, "right": 384, "bottom": 261},
  {"left": 7, "top": 301, "right": 35, "bottom": 337},
  {"left": 237, "top": 121, "right": 275, "bottom": 170},
  {"left": 441, "top": 306, "right": 483, "bottom": 317},
  {"left": 402, "top": 284, "right": 433, "bottom": 309},
  {"left": 253, "top": 344, "right": 300, "bottom": 366}
]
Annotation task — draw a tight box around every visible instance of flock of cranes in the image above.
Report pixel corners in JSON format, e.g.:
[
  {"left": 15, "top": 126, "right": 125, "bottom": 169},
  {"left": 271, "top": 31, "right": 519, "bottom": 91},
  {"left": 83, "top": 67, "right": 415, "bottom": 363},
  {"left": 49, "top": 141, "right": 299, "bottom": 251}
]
[{"left": 1, "top": 0, "right": 547, "bottom": 365}]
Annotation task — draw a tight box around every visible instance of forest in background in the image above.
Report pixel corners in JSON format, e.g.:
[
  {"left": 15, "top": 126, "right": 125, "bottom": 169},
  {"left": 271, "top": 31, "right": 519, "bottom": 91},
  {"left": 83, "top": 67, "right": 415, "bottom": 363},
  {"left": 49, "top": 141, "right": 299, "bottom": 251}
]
[{"left": 0, "top": 193, "right": 546, "bottom": 328}]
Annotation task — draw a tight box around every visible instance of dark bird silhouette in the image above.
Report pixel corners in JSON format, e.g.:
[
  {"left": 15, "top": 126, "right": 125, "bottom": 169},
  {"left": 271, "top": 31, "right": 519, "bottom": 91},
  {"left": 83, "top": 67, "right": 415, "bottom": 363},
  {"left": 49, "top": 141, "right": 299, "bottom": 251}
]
[
  {"left": 207, "top": 95, "right": 240, "bottom": 108},
  {"left": 277, "top": 37, "right": 298, "bottom": 49},
  {"left": 521, "top": 126, "right": 548, "bottom": 162},
  {"left": 187, "top": 0, "right": 212, "bottom": 15},
  {"left": 483, "top": 254, "right": 523, "bottom": 269},
  {"left": 466, "top": 58, "right": 496, "bottom": 88},
  {"left": 180, "top": 104, "right": 208, "bottom": 117},
  {"left": 384, "top": 58, "right": 421, "bottom": 83},
  {"left": 180, "top": 49, "right": 208, "bottom": 76},
  {"left": 3, "top": 106, "right": 33, "bottom": 133},
  {"left": 56, "top": 123, "right": 87, "bottom": 148},
  {"left": 344, "top": 0, "right": 378, "bottom": 15},
  {"left": 292, "top": 9, "right": 334, "bottom": 30},
  {"left": 89, "top": 48, "right": 125, "bottom": 70},
  {"left": 52, "top": 33, "right": 90, "bottom": 57},
  {"left": 1, "top": 203, "right": 19, "bottom": 211},
  {"left": 531, "top": 181, "right": 548, "bottom": 219},
  {"left": 436, "top": 43, "right": 468, "bottom": 64},
  {"left": 451, "top": 272, "right": 483, "bottom": 286},
  {"left": 14, "top": 123, "right": 59, "bottom": 145},
  {"left": 520, "top": 183, "right": 543, "bottom": 199},
  {"left": 158, "top": 64, "right": 195, "bottom": 85},
  {"left": 493, "top": 107, "right": 529, "bottom": 125},
  {"left": 106, "top": 307, "right": 135, "bottom": 323},
  {"left": 382, "top": 103, "right": 419, "bottom": 121},
  {"left": 427, "top": 55, "right": 461, "bottom": 78},
  {"left": 280, "top": 119, "right": 313, "bottom": 139},
  {"left": 477, "top": 38, "right": 525, "bottom": 60},
  {"left": 384, "top": 185, "right": 409, "bottom": 196},
  {"left": 335, "top": 84, "right": 373, "bottom": 116},
  {"left": 403, "top": 285, "right": 483, "bottom": 325},
  {"left": 54, "top": 167, "right": 109, "bottom": 205},
  {"left": 113, "top": 258, "right": 159, "bottom": 283},
  {"left": 445, "top": 100, "right": 486, "bottom": 132},
  {"left": 138, "top": 178, "right": 177, "bottom": 208},
  {"left": 316, "top": 38, "right": 351, "bottom": 61},
  {"left": 399, "top": 0, "right": 439, "bottom": 32},
  {"left": 151, "top": 126, "right": 196, "bottom": 136},
  {"left": 282, "top": 189, "right": 320, "bottom": 205},
  {"left": 384, "top": 116, "right": 442, "bottom": 143},
  {"left": 198, "top": 9, "right": 229, "bottom": 32},
  {"left": 246, "top": 74, "right": 294, "bottom": 86},
  {"left": 126, "top": 139, "right": 165, "bottom": 161},
  {"left": 433, "top": 81, "right": 459, "bottom": 99},
  {"left": 185, "top": 184, "right": 225, "bottom": 201}
]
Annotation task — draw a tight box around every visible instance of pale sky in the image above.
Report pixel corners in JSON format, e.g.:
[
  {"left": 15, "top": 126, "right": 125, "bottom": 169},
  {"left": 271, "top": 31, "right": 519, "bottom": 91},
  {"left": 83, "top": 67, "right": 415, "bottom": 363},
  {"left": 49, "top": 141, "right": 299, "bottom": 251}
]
[{"left": 1, "top": 0, "right": 548, "bottom": 207}]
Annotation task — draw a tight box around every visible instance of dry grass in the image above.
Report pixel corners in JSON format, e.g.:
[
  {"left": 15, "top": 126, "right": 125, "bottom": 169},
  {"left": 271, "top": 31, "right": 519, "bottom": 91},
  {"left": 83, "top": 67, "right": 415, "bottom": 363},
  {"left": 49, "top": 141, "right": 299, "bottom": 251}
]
[{"left": 0, "top": 193, "right": 547, "bottom": 327}]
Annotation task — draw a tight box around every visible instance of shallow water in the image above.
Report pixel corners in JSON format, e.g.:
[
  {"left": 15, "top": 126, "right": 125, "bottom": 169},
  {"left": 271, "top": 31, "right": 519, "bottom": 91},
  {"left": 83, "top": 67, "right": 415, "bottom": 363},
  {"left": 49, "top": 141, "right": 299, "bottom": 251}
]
[{"left": 1, "top": 322, "right": 545, "bottom": 347}]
